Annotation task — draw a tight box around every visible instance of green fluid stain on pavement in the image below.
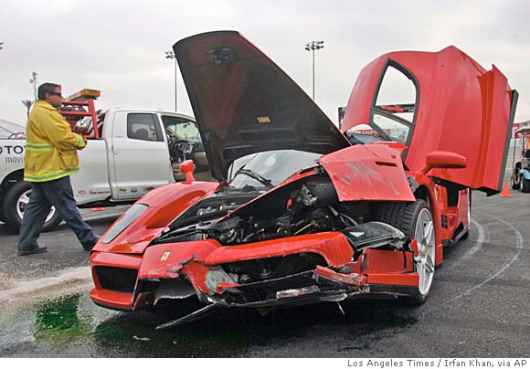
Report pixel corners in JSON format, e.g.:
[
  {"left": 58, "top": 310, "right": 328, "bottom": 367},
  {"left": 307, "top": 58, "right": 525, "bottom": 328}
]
[
  {"left": 29, "top": 293, "right": 252, "bottom": 356},
  {"left": 26, "top": 293, "right": 418, "bottom": 357},
  {"left": 34, "top": 294, "right": 91, "bottom": 343}
]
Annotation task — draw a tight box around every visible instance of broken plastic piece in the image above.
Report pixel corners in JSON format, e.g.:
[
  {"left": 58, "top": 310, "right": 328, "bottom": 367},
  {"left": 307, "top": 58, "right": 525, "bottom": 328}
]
[
  {"left": 313, "top": 265, "right": 364, "bottom": 286},
  {"left": 276, "top": 285, "right": 320, "bottom": 299},
  {"left": 156, "top": 304, "right": 218, "bottom": 330}
]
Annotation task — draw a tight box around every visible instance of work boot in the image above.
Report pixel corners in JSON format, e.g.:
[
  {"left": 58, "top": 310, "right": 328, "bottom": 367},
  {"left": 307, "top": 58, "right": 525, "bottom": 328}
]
[
  {"left": 82, "top": 235, "right": 100, "bottom": 251},
  {"left": 18, "top": 247, "right": 48, "bottom": 256}
]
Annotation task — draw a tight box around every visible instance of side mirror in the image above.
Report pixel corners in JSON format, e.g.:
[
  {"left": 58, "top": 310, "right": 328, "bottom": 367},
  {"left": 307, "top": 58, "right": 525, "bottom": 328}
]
[
  {"left": 421, "top": 151, "right": 466, "bottom": 174},
  {"left": 180, "top": 160, "right": 196, "bottom": 184}
]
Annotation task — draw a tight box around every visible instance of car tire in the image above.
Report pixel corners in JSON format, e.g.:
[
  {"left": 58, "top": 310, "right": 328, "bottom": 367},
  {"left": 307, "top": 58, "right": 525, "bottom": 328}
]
[
  {"left": 377, "top": 199, "right": 436, "bottom": 305},
  {"left": 522, "top": 178, "right": 530, "bottom": 193},
  {"left": 511, "top": 172, "right": 520, "bottom": 190},
  {"left": 2, "top": 181, "right": 62, "bottom": 233},
  {"left": 460, "top": 190, "right": 472, "bottom": 240}
]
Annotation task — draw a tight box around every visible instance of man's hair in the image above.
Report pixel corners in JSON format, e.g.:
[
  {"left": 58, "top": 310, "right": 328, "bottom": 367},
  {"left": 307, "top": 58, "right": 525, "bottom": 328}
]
[{"left": 37, "top": 82, "right": 61, "bottom": 100}]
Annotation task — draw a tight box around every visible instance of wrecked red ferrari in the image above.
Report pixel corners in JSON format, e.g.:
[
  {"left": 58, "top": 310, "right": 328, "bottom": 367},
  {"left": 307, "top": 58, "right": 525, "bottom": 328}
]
[{"left": 89, "top": 31, "right": 517, "bottom": 328}]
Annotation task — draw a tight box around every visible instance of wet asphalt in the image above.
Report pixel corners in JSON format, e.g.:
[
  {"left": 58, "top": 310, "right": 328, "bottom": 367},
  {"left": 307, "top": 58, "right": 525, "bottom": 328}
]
[{"left": 0, "top": 190, "right": 529, "bottom": 357}]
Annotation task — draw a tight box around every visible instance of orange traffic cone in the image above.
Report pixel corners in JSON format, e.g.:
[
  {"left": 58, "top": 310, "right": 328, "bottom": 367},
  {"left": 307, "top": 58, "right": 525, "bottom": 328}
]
[{"left": 500, "top": 182, "right": 512, "bottom": 198}]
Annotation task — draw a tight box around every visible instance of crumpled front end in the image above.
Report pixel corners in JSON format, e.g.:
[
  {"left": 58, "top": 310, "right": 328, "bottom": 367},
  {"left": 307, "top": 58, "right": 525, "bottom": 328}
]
[{"left": 91, "top": 226, "right": 418, "bottom": 328}]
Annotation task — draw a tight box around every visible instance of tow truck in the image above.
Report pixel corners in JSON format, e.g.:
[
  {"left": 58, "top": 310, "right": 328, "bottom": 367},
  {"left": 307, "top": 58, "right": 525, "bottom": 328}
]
[{"left": 0, "top": 89, "right": 209, "bottom": 231}]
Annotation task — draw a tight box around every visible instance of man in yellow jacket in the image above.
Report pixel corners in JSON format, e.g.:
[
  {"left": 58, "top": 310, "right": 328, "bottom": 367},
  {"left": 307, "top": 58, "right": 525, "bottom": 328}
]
[{"left": 17, "top": 83, "right": 98, "bottom": 256}]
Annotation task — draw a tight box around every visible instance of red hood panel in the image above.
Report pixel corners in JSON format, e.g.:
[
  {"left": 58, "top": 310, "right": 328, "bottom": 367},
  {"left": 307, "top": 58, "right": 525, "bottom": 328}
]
[
  {"left": 342, "top": 46, "right": 516, "bottom": 194},
  {"left": 319, "top": 143, "right": 415, "bottom": 202}
]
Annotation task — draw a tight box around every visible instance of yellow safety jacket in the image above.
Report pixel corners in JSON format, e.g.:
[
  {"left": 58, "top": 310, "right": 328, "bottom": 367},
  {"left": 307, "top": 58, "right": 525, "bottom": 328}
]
[{"left": 24, "top": 100, "right": 86, "bottom": 182}]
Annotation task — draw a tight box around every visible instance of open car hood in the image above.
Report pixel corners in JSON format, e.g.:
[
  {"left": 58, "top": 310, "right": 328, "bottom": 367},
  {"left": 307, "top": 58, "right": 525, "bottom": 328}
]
[{"left": 173, "top": 31, "right": 350, "bottom": 181}]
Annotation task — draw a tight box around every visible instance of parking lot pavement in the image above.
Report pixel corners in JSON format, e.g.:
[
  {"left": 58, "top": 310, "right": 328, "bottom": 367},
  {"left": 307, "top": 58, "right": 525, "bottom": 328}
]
[{"left": 0, "top": 216, "right": 116, "bottom": 301}]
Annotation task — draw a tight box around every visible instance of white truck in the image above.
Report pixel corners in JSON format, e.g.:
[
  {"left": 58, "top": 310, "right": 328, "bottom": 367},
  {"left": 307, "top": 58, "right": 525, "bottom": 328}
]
[{"left": 0, "top": 99, "right": 209, "bottom": 231}]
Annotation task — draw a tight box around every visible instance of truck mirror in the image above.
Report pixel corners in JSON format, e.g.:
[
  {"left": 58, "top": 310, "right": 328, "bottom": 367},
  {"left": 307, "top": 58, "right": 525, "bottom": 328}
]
[{"left": 180, "top": 160, "right": 196, "bottom": 184}]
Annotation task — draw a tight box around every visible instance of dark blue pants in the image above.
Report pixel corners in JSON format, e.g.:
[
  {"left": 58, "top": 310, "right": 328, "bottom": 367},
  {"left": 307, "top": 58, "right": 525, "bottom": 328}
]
[{"left": 16, "top": 176, "right": 98, "bottom": 251}]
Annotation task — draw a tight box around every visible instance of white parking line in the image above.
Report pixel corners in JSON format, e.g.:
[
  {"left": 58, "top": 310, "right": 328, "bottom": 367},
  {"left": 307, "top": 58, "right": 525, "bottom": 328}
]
[
  {"left": 446, "top": 213, "right": 524, "bottom": 303},
  {"left": 445, "top": 218, "right": 487, "bottom": 271},
  {"left": 0, "top": 266, "right": 91, "bottom": 304}
]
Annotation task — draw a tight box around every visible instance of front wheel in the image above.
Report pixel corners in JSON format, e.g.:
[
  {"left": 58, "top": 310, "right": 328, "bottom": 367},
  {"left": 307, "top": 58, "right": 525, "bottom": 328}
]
[
  {"left": 2, "top": 181, "right": 63, "bottom": 232},
  {"left": 411, "top": 206, "right": 436, "bottom": 302},
  {"left": 377, "top": 199, "right": 436, "bottom": 304}
]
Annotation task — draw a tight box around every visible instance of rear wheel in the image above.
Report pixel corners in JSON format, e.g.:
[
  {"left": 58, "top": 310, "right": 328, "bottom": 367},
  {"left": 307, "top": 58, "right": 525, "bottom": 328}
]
[
  {"left": 460, "top": 190, "right": 471, "bottom": 240},
  {"left": 522, "top": 178, "right": 530, "bottom": 193},
  {"left": 511, "top": 173, "right": 521, "bottom": 190},
  {"left": 2, "top": 181, "right": 62, "bottom": 232},
  {"left": 377, "top": 199, "right": 435, "bottom": 304}
]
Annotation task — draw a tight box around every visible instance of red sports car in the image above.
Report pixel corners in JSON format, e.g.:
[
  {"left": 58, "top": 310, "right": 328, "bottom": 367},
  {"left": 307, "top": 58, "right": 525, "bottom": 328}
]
[{"left": 89, "top": 31, "right": 517, "bottom": 328}]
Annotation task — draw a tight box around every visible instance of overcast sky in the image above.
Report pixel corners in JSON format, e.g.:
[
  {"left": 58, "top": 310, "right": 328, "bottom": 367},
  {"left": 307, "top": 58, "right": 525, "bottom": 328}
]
[{"left": 1, "top": 0, "right": 530, "bottom": 126}]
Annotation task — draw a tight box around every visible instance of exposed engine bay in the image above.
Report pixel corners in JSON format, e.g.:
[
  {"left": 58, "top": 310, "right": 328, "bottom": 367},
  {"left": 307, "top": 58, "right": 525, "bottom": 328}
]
[{"left": 153, "top": 172, "right": 406, "bottom": 257}]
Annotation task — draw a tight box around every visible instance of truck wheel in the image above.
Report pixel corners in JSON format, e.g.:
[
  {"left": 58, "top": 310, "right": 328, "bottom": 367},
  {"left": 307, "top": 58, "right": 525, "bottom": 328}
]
[
  {"left": 2, "top": 181, "right": 62, "bottom": 232},
  {"left": 377, "top": 199, "right": 435, "bottom": 305},
  {"left": 522, "top": 178, "right": 530, "bottom": 193}
]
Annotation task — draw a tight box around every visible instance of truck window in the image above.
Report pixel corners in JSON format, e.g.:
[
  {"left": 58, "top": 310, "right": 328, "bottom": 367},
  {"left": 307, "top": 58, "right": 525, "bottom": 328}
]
[
  {"left": 127, "top": 113, "right": 163, "bottom": 142},
  {"left": 161, "top": 116, "right": 201, "bottom": 143}
]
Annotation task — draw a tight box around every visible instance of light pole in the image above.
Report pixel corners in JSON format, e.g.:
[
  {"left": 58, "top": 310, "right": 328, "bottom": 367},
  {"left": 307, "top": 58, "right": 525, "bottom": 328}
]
[
  {"left": 29, "top": 72, "right": 38, "bottom": 101},
  {"left": 304, "top": 40, "right": 324, "bottom": 100},
  {"left": 165, "top": 50, "right": 178, "bottom": 112},
  {"left": 22, "top": 100, "right": 32, "bottom": 117}
]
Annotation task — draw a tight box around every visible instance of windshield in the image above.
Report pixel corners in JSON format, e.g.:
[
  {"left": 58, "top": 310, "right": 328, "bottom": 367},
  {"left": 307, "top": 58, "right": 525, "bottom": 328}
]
[
  {"left": 229, "top": 150, "right": 322, "bottom": 190},
  {"left": 346, "top": 131, "right": 382, "bottom": 144}
]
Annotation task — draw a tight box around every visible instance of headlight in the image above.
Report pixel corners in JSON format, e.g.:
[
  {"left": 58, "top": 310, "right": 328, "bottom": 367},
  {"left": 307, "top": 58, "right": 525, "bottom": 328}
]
[{"left": 102, "top": 204, "right": 149, "bottom": 243}]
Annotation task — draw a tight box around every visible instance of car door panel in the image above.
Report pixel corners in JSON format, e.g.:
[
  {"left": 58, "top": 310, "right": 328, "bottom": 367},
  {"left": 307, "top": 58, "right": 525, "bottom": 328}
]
[{"left": 342, "top": 46, "right": 517, "bottom": 194}]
